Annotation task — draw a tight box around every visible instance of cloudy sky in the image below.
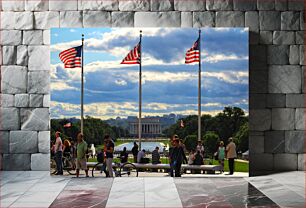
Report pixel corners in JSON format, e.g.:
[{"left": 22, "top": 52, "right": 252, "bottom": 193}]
[{"left": 50, "top": 28, "right": 248, "bottom": 119}]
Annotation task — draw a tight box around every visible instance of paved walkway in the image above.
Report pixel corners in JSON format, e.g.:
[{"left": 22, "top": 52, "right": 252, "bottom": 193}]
[{"left": 1, "top": 171, "right": 305, "bottom": 208}]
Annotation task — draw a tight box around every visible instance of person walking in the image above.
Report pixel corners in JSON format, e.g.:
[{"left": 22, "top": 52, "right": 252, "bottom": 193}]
[
  {"left": 105, "top": 135, "right": 114, "bottom": 177},
  {"left": 226, "top": 137, "right": 237, "bottom": 175},
  {"left": 76, "top": 133, "right": 89, "bottom": 178},
  {"left": 152, "top": 146, "right": 161, "bottom": 164},
  {"left": 217, "top": 141, "right": 225, "bottom": 172},
  {"left": 54, "top": 131, "right": 63, "bottom": 175},
  {"left": 132, "top": 142, "right": 139, "bottom": 163},
  {"left": 170, "top": 137, "right": 187, "bottom": 177}
]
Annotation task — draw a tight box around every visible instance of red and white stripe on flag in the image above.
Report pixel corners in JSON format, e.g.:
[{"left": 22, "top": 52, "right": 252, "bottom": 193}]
[
  {"left": 59, "top": 46, "right": 82, "bottom": 68},
  {"left": 121, "top": 43, "right": 141, "bottom": 64},
  {"left": 185, "top": 38, "right": 200, "bottom": 64}
]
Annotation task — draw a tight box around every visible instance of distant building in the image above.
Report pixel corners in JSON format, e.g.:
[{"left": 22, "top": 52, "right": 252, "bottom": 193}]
[{"left": 129, "top": 118, "right": 162, "bottom": 138}]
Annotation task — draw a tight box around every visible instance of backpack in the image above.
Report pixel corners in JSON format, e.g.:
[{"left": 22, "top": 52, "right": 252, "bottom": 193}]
[{"left": 97, "top": 152, "right": 104, "bottom": 163}]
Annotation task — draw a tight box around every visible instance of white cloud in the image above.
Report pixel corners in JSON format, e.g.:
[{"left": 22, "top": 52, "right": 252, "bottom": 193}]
[
  {"left": 115, "top": 79, "right": 127, "bottom": 86},
  {"left": 51, "top": 82, "right": 78, "bottom": 91}
]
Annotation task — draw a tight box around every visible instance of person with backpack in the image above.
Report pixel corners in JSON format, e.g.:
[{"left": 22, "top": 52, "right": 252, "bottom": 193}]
[{"left": 96, "top": 148, "right": 109, "bottom": 177}]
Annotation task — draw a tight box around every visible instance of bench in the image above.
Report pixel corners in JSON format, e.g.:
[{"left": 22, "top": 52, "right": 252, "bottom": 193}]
[{"left": 87, "top": 162, "right": 222, "bottom": 175}]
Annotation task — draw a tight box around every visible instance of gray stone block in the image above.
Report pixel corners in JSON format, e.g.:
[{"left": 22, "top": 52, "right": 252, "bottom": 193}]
[
  {"left": 1, "top": 30, "right": 22, "bottom": 45},
  {"left": 288, "top": 0, "right": 304, "bottom": 11},
  {"left": 2, "top": 1, "right": 24, "bottom": 11},
  {"left": 295, "top": 108, "right": 304, "bottom": 130},
  {"left": 249, "top": 69, "right": 268, "bottom": 93},
  {"left": 15, "top": 12, "right": 34, "bottom": 30},
  {"left": 151, "top": 0, "right": 173, "bottom": 11},
  {"left": 43, "top": 30, "right": 50, "bottom": 45},
  {"left": 60, "top": 11, "right": 83, "bottom": 28},
  {"left": 245, "top": 11, "right": 259, "bottom": 32},
  {"left": 249, "top": 31, "right": 259, "bottom": 45},
  {"left": 267, "top": 45, "right": 289, "bottom": 64},
  {"left": 1, "top": 12, "right": 15, "bottom": 29},
  {"left": 25, "top": 0, "right": 48, "bottom": 11},
  {"left": 83, "top": 11, "right": 111, "bottom": 27},
  {"left": 250, "top": 45, "right": 267, "bottom": 68},
  {"left": 119, "top": 0, "right": 150, "bottom": 11},
  {"left": 43, "top": 95, "right": 50, "bottom": 107},
  {"left": 249, "top": 94, "right": 266, "bottom": 109},
  {"left": 216, "top": 11, "right": 244, "bottom": 27},
  {"left": 300, "top": 45, "right": 304, "bottom": 65},
  {"left": 31, "top": 153, "right": 50, "bottom": 171},
  {"left": 257, "top": 0, "right": 274, "bottom": 10},
  {"left": 17, "top": 45, "right": 28, "bottom": 66},
  {"left": 273, "top": 31, "right": 295, "bottom": 45},
  {"left": 112, "top": 12, "right": 134, "bottom": 27},
  {"left": 298, "top": 154, "right": 305, "bottom": 170},
  {"left": 181, "top": 12, "right": 193, "bottom": 27},
  {"left": 34, "top": 11, "right": 60, "bottom": 29},
  {"left": 2, "top": 46, "right": 17, "bottom": 65},
  {"left": 0, "top": 94, "right": 14, "bottom": 107},
  {"left": 1, "top": 66, "right": 27, "bottom": 94},
  {"left": 249, "top": 131, "right": 264, "bottom": 136},
  {"left": 302, "top": 66, "right": 305, "bottom": 93},
  {"left": 135, "top": 12, "right": 181, "bottom": 27},
  {"left": 264, "top": 131, "right": 285, "bottom": 153},
  {"left": 29, "top": 94, "right": 44, "bottom": 107},
  {"left": 23, "top": 30, "right": 43, "bottom": 45},
  {"left": 295, "top": 31, "right": 303, "bottom": 44},
  {"left": 15, "top": 94, "right": 29, "bottom": 107},
  {"left": 193, "top": 12, "right": 215, "bottom": 27},
  {"left": 21, "top": 108, "right": 49, "bottom": 131},
  {"left": 286, "top": 94, "right": 304, "bottom": 107},
  {"left": 78, "top": 0, "right": 119, "bottom": 11},
  {"left": 174, "top": 0, "right": 205, "bottom": 11},
  {"left": 0, "top": 108, "right": 20, "bottom": 130},
  {"left": 281, "top": 11, "right": 300, "bottom": 30},
  {"left": 38, "top": 131, "right": 50, "bottom": 153},
  {"left": 3, "top": 154, "right": 31, "bottom": 170},
  {"left": 28, "top": 46, "right": 50, "bottom": 71},
  {"left": 272, "top": 108, "right": 295, "bottom": 130},
  {"left": 249, "top": 153, "right": 273, "bottom": 171},
  {"left": 206, "top": 0, "right": 233, "bottom": 10},
  {"left": 289, "top": 45, "right": 300, "bottom": 64},
  {"left": 275, "top": 0, "right": 287, "bottom": 11},
  {"left": 249, "top": 135, "right": 264, "bottom": 154},
  {"left": 49, "top": 0, "right": 78, "bottom": 11},
  {"left": 233, "top": 0, "right": 256, "bottom": 10},
  {"left": 28, "top": 71, "right": 50, "bottom": 94},
  {"left": 274, "top": 154, "right": 298, "bottom": 171},
  {"left": 285, "top": 130, "right": 304, "bottom": 153},
  {"left": 10, "top": 131, "right": 38, "bottom": 153},
  {"left": 300, "top": 12, "right": 304, "bottom": 30},
  {"left": 249, "top": 109, "right": 271, "bottom": 131},
  {"left": 0, "top": 131, "right": 9, "bottom": 154},
  {"left": 269, "top": 65, "right": 301, "bottom": 93},
  {"left": 259, "top": 11, "right": 281, "bottom": 31},
  {"left": 266, "top": 93, "right": 286, "bottom": 108}
]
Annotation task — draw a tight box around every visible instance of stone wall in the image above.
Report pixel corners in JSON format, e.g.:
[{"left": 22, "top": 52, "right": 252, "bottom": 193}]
[{"left": 0, "top": 0, "right": 304, "bottom": 175}]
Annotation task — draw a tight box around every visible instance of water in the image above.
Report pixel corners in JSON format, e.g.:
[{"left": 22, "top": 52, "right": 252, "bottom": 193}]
[{"left": 114, "top": 142, "right": 167, "bottom": 152}]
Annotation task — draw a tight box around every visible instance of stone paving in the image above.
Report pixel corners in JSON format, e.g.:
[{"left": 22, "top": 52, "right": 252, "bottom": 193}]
[{"left": 0, "top": 171, "right": 304, "bottom": 208}]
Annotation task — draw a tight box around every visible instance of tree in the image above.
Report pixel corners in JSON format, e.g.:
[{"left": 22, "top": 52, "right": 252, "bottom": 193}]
[
  {"left": 203, "top": 131, "right": 219, "bottom": 156},
  {"left": 234, "top": 122, "right": 249, "bottom": 153},
  {"left": 184, "top": 135, "right": 198, "bottom": 151}
]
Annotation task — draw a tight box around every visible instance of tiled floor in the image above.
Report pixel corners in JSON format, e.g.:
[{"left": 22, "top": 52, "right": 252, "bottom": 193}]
[{"left": 1, "top": 171, "right": 305, "bottom": 208}]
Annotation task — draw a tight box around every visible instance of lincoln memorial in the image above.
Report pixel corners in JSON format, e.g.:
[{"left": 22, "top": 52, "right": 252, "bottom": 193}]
[{"left": 129, "top": 118, "right": 162, "bottom": 138}]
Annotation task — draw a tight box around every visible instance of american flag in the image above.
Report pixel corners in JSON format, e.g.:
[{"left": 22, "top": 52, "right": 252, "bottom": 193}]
[
  {"left": 121, "top": 43, "right": 141, "bottom": 64},
  {"left": 185, "top": 38, "right": 200, "bottom": 64},
  {"left": 59, "top": 46, "right": 82, "bottom": 68}
]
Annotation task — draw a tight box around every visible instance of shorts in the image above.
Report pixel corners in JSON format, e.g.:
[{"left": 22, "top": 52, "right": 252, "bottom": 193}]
[{"left": 76, "top": 158, "right": 88, "bottom": 170}]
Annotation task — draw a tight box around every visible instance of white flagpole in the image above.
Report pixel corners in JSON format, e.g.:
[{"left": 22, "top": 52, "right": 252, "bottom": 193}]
[
  {"left": 198, "top": 29, "right": 201, "bottom": 141},
  {"left": 139, "top": 30, "right": 142, "bottom": 150},
  {"left": 81, "top": 34, "right": 84, "bottom": 134}
]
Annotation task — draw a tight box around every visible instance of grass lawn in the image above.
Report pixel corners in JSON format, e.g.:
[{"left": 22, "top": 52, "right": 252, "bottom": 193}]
[{"left": 88, "top": 157, "right": 249, "bottom": 173}]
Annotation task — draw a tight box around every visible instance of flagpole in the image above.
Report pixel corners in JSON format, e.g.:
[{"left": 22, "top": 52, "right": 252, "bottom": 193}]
[
  {"left": 139, "top": 30, "right": 142, "bottom": 150},
  {"left": 198, "top": 29, "right": 201, "bottom": 141},
  {"left": 81, "top": 34, "right": 84, "bottom": 134}
]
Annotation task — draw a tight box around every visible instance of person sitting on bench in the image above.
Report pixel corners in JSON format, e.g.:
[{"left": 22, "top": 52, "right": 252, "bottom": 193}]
[{"left": 137, "top": 149, "right": 149, "bottom": 163}]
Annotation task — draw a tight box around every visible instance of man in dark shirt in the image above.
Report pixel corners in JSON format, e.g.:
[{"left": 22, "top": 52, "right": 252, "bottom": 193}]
[
  {"left": 131, "top": 142, "right": 139, "bottom": 163},
  {"left": 170, "top": 137, "right": 187, "bottom": 177},
  {"left": 120, "top": 147, "right": 128, "bottom": 163},
  {"left": 152, "top": 146, "right": 161, "bottom": 164},
  {"left": 105, "top": 135, "right": 114, "bottom": 177}
]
